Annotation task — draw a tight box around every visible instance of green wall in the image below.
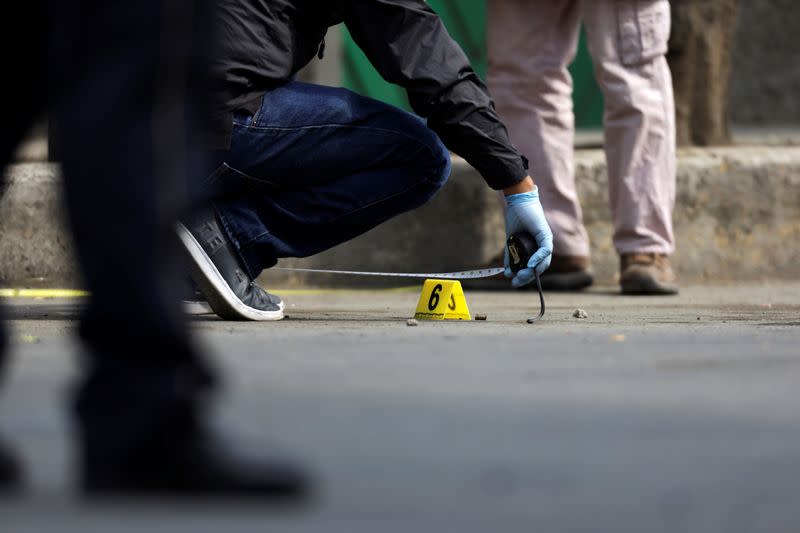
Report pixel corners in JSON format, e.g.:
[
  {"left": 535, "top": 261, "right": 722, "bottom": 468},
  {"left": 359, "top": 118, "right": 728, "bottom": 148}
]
[{"left": 341, "top": 0, "right": 603, "bottom": 128}]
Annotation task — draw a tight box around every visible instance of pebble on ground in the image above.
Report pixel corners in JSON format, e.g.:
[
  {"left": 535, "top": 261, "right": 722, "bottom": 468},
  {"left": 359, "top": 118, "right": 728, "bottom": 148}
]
[
  {"left": 573, "top": 309, "right": 588, "bottom": 319},
  {"left": 406, "top": 318, "right": 418, "bottom": 327}
]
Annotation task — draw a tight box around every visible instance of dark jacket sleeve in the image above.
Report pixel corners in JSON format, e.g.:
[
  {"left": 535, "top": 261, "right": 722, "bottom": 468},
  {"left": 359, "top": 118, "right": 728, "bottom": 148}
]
[{"left": 335, "top": 0, "right": 528, "bottom": 190}]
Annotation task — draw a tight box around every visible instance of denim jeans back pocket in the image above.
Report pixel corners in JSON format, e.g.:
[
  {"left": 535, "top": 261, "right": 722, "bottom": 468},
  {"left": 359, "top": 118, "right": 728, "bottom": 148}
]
[
  {"left": 232, "top": 109, "right": 256, "bottom": 127},
  {"left": 616, "top": 0, "right": 671, "bottom": 67},
  {"left": 232, "top": 94, "right": 263, "bottom": 127}
]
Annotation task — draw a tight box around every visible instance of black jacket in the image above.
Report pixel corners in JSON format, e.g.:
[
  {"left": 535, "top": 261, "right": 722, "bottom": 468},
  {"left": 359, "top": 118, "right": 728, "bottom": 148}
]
[{"left": 214, "top": 0, "right": 528, "bottom": 190}]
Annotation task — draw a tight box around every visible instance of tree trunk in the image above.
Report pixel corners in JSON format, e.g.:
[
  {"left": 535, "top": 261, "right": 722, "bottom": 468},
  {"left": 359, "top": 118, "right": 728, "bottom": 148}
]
[{"left": 667, "top": 0, "right": 741, "bottom": 146}]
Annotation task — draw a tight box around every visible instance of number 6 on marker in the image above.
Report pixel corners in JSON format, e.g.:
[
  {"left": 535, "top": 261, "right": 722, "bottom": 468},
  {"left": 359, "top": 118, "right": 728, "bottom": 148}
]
[{"left": 428, "top": 284, "right": 442, "bottom": 310}]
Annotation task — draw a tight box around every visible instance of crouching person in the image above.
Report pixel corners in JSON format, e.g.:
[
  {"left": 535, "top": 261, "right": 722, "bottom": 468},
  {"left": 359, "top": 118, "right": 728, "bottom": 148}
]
[{"left": 179, "top": 0, "right": 554, "bottom": 320}]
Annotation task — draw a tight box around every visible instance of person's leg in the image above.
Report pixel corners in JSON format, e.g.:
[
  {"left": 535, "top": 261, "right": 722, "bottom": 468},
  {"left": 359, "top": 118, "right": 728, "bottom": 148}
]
[
  {"left": 488, "top": 0, "right": 591, "bottom": 261},
  {"left": 486, "top": 0, "right": 594, "bottom": 291},
  {"left": 0, "top": 302, "right": 23, "bottom": 493},
  {"left": 212, "top": 82, "right": 452, "bottom": 277},
  {"left": 50, "top": 0, "right": 212, "bottom": 456},
  {"left": 49, "top": 0, "right": 307, "bottom": 495},
  {"left": 0, "top": 0, "right": 48, "bottom": 493},
  {"left": 582, "top": 0, "right": 678, "bottom": 294}
]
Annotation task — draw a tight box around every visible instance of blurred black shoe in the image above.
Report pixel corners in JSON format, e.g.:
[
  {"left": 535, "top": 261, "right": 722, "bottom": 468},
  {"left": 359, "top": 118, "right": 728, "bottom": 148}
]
[
  {"left": 539, "top": 255, "right": 594, "bottom": 291},
  {"left": 82, "top": 426, "right": 310, "bottom": 499},
  {"left": 461, "top": 252, "right": 594, "bottom": 291},
  {"left": 0, "top": 437, "right": 22, "bottom": 494},
  {"left": 178, "top": 207, "right": 284, "bottom": 321}
]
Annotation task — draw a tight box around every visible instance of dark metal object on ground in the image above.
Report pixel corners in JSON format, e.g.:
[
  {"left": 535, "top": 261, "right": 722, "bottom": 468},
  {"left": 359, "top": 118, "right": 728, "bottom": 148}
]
[
  {"left": 506, "top": 232, "right": 546, "bottom": 324},
  {"left": 527, "top": 271, "right": 545, "bottom": 324}
]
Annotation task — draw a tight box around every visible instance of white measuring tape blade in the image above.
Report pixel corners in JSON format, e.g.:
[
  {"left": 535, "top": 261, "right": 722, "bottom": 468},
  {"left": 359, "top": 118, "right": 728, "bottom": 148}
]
[{"left": 273, "top": 267, "right": 505, "bottom": 280}]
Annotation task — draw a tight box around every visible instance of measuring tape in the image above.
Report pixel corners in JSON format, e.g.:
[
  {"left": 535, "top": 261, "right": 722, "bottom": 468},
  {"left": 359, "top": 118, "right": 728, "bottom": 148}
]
[
  {"left": 274, "top": 267, "right": 504, "bottom": 279},
  {"left": 274, "top": 233, "right": 546, "bottom": 324}
]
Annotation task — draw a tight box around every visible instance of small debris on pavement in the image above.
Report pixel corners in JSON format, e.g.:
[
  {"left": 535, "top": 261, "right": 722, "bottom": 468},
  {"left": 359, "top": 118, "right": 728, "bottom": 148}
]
[
  {"left": 573, "top": 308, "right": 588, "bottom": 319},
  {"left": 406, "top": 318, "right": 418, "bottom": 327},
  {"left": 610, "top": 334, "right": 626, "bottom": 342},
  {"left": 475, "top": 314, "right": 488, "bottom": 321}
]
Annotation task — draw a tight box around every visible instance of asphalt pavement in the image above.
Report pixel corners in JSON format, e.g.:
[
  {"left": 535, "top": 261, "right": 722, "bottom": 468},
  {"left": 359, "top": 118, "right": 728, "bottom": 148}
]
[{"left": 1, "top": 283, "right": 799, "bottom": 532}]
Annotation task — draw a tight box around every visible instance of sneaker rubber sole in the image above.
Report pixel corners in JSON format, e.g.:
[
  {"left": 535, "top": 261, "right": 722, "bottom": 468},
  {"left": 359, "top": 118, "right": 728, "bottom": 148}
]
[
  {"left": 182, "top": 300, "right": 215, "bottom": 316},
  {"left": 183, "top": 297, "right": 285, "bottom": 316},
  {"left": 177, "top": 223, "right": 284, "bottom": 321}
]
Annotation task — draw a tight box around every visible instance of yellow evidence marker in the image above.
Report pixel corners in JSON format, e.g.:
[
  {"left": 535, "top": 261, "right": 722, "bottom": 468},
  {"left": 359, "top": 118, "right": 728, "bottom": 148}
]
[{"left": 414, "top": 279, "right": 471, "bottom": 321}]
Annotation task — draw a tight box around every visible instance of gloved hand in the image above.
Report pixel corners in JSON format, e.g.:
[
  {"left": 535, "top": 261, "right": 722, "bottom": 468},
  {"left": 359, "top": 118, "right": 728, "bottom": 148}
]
[{"left": 503, "top": 187, "right": 554, "bottom": 288}]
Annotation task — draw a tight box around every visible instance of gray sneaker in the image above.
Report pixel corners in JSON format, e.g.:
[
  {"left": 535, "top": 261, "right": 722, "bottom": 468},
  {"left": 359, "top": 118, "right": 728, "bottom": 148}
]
[
  {"left": 181, "top": 277, "right": 283, "bottom": 316},
  {"left": 177, "top": 207, "right": 284, "bottom": 321}
]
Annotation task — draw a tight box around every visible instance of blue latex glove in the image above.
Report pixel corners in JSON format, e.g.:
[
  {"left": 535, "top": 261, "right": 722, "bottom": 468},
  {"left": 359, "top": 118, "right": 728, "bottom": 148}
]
[{"left": 504, "top": 187, "right": 554, "bottom": 288}]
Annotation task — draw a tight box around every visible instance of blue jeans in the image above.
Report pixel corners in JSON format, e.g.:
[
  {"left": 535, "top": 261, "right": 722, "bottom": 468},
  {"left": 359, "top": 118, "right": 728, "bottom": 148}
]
[{"left": 210, "top": 81, "right": 452, "bottom": 278}]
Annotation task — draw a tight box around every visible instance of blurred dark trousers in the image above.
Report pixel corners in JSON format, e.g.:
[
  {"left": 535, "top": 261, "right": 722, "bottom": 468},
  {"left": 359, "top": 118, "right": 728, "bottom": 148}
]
[
  {"left": 0, "top": 0, "right": 214, "bottom": 467},
  {"left": 210, "top": 81, "right": 452, "bottom": 278}
]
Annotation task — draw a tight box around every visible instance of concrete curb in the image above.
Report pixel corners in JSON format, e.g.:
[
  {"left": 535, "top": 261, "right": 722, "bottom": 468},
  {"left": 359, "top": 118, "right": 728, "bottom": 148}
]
[
  {"left": 575, "top": 146, "right": 800, "bottom": 284},
  {"left": 2, "top": 146, "right": 799, "bottom": 288},
  {"left": 0, "top": 163, "right": 79, "bottom": 287}
]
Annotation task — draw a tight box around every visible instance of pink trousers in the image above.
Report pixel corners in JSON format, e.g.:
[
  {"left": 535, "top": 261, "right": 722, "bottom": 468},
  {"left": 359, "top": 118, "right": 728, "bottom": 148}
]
[{"left": 488, "top": 0, "right": 676, "bottom": 257}]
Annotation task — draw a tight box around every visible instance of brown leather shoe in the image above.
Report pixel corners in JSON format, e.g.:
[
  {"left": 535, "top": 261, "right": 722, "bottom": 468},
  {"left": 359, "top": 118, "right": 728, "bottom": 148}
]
[{"left": 619, "top": 253, "right": 679, "bottom": 295}]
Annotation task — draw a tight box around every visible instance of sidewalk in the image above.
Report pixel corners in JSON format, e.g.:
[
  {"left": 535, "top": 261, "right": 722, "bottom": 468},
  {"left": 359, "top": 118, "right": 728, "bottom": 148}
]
[
  {"left": 1, "top": 283, "right": 799, "bottom": 532},
  {"left": 3, "top": 281, "right": 798, "bottom": 332},
  {"left": 266, "top": 281, "right": 800, "bottom": 329}
]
